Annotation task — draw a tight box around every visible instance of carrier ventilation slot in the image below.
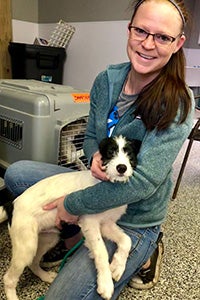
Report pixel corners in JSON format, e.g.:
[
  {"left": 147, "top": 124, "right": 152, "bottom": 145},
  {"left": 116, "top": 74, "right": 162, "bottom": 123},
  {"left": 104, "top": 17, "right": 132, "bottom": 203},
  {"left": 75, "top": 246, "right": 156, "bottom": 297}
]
[
  {"left": 58, "top": 116, "right": 89, "bottom": 170},
  {"left": 0, "top": 115, "right": 23, "bottom": 149}
]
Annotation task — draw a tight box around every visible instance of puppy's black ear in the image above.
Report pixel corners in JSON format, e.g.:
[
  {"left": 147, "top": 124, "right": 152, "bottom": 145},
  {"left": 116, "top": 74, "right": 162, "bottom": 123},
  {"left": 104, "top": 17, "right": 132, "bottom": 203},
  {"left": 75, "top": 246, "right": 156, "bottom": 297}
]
[
  {"left": 130, "top": 139, "right": 142, "bottom": 156},
  {"left": 124, "top": 139, "right": 141, "bottom": 169},
  {"left": 99, "top": 137, "right": 109, "bottom": 151},
  {"left": 99, "top": 138, "right": 110, "bottom": 157},
  {"left": 99, "top": 137, "right": 117, "bottom": 161}
]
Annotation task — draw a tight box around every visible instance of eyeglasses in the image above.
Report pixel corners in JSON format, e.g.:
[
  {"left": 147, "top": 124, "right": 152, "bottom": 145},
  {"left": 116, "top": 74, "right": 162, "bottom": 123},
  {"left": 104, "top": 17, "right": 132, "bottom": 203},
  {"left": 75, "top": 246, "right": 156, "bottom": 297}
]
[{"left": 128, "top": 25, "right": 182, "bottom": 46}]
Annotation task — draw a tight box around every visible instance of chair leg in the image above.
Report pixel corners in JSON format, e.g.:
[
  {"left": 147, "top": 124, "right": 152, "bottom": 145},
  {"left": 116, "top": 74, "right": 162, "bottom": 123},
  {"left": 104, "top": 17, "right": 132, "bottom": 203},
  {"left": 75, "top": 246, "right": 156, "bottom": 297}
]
[{"left": 172, "top": 138, "right": 194, "bottom": 200}]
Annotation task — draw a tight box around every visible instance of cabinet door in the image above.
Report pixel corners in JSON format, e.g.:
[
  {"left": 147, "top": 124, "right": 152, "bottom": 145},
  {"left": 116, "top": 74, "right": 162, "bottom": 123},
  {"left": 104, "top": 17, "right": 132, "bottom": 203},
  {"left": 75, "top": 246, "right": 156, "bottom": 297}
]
[{"left": 0, "top": 0, "right": 12, "bottom": 79}]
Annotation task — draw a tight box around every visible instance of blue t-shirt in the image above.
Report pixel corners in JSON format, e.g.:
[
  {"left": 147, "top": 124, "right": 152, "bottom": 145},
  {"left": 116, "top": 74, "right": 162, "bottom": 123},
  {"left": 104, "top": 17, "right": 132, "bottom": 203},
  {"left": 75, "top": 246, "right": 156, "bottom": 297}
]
[{"left": 107, "top": 105, "right": 119, "bottom": 137}]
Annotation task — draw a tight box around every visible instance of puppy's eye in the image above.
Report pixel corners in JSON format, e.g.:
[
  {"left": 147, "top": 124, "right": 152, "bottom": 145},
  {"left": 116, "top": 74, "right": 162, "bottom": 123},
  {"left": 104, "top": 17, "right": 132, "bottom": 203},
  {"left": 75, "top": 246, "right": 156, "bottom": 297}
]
[
  {"left": 124, "top": 145, "right": 137, "bottom": 165},
  {"left": 107, "top": 146, "right": 117, "bottom": 158},
  {"left": 123, "top": 145, "right": 132, "bottom": 155}
]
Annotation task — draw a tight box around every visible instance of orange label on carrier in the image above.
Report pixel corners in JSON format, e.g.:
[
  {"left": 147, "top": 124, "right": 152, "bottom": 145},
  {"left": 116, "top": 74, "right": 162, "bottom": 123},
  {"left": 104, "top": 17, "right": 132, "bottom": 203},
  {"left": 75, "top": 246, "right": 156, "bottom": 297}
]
[{"left": 71, "top": 93, "right": 90, "bottom": 103}]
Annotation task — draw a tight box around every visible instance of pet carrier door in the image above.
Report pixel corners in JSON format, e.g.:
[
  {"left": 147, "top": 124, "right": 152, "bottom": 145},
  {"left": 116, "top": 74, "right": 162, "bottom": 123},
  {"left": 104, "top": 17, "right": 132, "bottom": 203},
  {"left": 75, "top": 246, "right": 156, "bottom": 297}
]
[{"left": 58, "top": 116, "right": 89, "bottom": 170}]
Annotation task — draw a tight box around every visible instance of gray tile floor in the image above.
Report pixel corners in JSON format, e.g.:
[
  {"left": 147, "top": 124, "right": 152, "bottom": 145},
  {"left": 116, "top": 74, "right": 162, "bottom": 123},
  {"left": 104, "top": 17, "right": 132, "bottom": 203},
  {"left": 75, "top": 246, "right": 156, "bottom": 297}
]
[{"left": 0, "top": 121, "right": 200, "bottom": 300}]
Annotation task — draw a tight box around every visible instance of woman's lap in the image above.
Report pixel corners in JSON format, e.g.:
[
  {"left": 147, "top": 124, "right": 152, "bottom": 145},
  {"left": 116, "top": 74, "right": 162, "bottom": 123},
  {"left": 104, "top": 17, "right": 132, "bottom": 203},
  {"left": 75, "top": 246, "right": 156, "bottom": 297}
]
[
  {"left": 45, "top": 225, "right": 160, "bottom": 300},
  {"left": 4, "top": 160, "right": 72, "bottom": 197}
]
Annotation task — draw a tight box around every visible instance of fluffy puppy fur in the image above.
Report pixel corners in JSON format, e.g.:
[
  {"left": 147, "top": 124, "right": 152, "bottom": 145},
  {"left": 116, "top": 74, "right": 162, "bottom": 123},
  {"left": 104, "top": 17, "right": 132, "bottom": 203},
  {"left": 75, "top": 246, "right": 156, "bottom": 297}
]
[{"left": 3, "top": 135, "right": 141, "bottom": 300}]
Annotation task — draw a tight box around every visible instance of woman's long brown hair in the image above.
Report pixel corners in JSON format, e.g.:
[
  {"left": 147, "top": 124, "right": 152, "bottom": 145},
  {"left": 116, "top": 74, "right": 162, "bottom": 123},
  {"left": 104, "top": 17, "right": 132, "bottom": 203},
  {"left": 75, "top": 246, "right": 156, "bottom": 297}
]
[{"left": 130, "top": 0, "right": 192, "bottom": 131}]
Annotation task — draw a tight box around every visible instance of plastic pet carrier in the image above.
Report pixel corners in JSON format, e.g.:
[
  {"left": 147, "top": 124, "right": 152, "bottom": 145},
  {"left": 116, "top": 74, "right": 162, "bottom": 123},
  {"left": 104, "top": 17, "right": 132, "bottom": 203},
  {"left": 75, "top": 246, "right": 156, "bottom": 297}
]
[{"left": 0, "top": 79, "right": 90, "bottom": 172}]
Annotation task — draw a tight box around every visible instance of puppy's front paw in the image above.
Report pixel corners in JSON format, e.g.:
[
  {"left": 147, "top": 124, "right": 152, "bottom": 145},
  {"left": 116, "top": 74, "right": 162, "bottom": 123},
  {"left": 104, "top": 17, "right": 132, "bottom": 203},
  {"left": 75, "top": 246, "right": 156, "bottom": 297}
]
[{"left": 97, "top": 274, "right": 114, "bottom": 300}]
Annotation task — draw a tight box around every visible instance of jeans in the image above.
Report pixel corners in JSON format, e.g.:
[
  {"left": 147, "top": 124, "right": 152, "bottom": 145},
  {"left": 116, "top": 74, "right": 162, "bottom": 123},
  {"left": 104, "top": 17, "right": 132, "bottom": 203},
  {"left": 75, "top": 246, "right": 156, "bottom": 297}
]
[
  {"left": 4, "top": 160, "right": 161, "bottom": 300},
  {"left": 45, "top": 225, "right": 160, "bottom": 300},
  {"left": 4, "top": 160, "right": 73, "bottom": 197}
]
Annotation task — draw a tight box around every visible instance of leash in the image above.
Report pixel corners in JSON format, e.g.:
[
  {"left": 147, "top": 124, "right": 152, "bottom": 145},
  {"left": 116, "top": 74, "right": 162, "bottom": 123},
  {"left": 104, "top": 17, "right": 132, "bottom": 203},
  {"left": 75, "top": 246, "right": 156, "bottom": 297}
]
[{"left": 59, "top": 237, "right": 85, "bottom": 271}]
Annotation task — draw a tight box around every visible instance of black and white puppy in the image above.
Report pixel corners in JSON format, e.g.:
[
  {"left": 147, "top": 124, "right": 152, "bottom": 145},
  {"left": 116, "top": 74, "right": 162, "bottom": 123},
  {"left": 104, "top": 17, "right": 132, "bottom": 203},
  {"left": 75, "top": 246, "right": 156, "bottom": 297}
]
[{"left": 3, "top": 135, "right": 141, "bottom": 300}]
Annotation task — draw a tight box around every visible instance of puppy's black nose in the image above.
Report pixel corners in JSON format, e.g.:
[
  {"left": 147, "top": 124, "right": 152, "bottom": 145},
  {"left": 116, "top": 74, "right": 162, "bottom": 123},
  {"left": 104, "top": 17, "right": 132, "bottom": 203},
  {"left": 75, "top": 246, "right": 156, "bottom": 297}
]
[{"left": 116, "top": 164, "right": 127, "bottom": 174}]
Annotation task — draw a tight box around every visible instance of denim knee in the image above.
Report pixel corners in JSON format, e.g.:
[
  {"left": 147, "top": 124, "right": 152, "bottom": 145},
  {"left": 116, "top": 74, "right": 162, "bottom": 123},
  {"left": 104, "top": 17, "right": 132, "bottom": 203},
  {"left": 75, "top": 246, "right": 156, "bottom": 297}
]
[
  {"left": 4, "top": 160, "right": 72, "bottom": 197},
  {"left": 4, "top": 161, "right": 33, "bottom": 197}
]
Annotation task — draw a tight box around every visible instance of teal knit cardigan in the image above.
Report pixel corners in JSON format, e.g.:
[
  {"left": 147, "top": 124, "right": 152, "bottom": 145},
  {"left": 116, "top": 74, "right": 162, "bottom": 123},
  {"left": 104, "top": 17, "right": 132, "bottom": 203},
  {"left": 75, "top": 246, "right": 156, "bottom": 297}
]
[{"left": 64, "top": 62, "right": 195, "bottom": 228}]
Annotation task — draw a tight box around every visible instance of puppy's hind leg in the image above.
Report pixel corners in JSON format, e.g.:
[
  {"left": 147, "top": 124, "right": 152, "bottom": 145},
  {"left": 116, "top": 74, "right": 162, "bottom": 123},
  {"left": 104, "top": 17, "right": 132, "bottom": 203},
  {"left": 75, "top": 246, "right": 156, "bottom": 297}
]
[
  {"left": 29, "top": 231, "right": 59, "bottom": 283},
  {"left": 101, "top": 222, "right": 131, "bottom": 282},
  {"left": 4, "top": 219, "right": 39, "bottom": 300},
  {"left": 80, "top": 217, "right": 114, "bottom": 300}
]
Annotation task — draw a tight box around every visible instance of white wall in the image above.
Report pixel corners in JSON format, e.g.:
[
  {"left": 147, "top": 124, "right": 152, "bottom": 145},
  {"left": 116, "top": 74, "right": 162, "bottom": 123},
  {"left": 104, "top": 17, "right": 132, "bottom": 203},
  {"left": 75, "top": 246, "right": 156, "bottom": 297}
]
[
  {"left": 11, "top": 20, "right": 200, "bottom": 90},
  {"left": 40, "top": 21, "right": 129, "bottom": 90},
  {"left": 184, "top": 48, "right": 200, "bottom": 87},
  {"left": 184, "top": 48, "right": 200, "bottom": 68}
]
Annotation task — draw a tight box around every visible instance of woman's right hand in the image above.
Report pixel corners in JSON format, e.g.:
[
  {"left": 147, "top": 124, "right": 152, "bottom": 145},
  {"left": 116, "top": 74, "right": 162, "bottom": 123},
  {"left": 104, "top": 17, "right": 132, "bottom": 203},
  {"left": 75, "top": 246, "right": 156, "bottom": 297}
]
[{"left": 90, "top": 151, "right": 109, "bottom": 181}]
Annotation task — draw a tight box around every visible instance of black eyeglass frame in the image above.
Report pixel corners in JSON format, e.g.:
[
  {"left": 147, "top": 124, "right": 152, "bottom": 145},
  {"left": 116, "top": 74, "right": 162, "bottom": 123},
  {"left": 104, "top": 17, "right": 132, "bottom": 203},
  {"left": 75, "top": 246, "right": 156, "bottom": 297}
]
[{"left": 128, "top": 25, "right": 182, "bottom": 44}]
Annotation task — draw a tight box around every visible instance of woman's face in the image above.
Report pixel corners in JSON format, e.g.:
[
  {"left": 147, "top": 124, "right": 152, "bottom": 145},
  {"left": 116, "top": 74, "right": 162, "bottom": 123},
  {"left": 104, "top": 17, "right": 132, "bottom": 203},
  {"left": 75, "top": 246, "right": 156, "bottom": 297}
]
[{"left": 127, "top": 0, "right": 186, "bottom": 79}]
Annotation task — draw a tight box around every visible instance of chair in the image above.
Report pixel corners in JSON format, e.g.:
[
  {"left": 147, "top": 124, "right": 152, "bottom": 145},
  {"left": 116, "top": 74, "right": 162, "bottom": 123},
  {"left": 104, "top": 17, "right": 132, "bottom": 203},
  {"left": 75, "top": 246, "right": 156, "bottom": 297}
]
[{"left": 172, "top": 95, "right": 200, "bottom": 199}]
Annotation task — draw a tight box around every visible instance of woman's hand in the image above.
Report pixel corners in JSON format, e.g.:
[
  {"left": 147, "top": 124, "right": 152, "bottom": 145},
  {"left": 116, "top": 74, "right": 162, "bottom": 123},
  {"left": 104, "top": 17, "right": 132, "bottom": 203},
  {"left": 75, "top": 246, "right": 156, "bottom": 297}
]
[
  {"left": 43, "top": 196, "right": 79, "bottom": 230},
  {"left": 90, "top": 151, "right": 109, "bottom": 181}
]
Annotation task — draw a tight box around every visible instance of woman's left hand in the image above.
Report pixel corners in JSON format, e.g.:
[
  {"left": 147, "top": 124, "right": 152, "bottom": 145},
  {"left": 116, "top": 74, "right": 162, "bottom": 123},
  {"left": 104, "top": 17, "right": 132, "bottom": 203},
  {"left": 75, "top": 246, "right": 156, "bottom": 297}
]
[{"left": 43, "top": 196, "right": 79, "bottom": 230}]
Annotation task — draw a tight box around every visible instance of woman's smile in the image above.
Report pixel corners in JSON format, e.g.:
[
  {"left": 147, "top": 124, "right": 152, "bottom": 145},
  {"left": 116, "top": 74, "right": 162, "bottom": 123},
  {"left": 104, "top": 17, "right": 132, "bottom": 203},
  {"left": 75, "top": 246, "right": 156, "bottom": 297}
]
[{"left": 136, "top": 51, "right": 156, "bottom": 61}]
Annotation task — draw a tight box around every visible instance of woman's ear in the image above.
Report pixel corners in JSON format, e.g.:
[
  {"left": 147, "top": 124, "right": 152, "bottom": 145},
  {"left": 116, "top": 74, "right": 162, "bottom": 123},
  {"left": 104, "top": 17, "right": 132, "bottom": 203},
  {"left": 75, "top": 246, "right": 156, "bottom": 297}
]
[
  {"left": 127, "top": 22, "right": 132, "bottom": 37},
  {"left": 173, "top": 34, "right": 186, "bottom": 54}
]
